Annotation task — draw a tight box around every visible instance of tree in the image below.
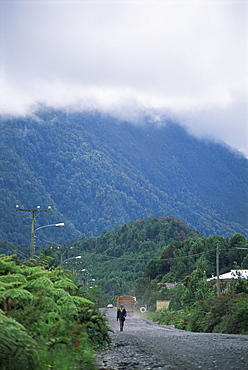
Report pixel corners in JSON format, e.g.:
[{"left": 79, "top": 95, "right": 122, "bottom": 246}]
[
  {"left": 0, "top": 312, "right": 38, "bottom": 370},
  {"left": 0, "top": 254, "right": 110, "bottom": 368},
  {"left": 181, "top": 269, "right": 214, "bottom": 308}
]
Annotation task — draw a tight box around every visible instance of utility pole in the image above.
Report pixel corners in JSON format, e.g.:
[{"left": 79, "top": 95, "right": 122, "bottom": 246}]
[
  {"left": 58, "top": 246, "right": 73, "bottom": 268},
  {"left": 16, "top": 207, "right": 51, "bottom": 259},
  {"left": 216, "top": 243, "right": 220, "bottom": 297},
  {"left": 50, "top": 245, "right": 73, "bottom": 268}
]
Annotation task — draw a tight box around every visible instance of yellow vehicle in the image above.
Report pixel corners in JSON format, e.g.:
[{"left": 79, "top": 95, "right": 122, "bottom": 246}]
[{"left": 117, "top": 295, "right": 136, "bottom": 316}]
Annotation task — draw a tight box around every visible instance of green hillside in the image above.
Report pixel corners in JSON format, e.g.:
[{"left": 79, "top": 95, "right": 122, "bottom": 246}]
[
  {"left": 0, "top": 108, "right": 247, "bottom": 250},
  {"left": 1, "top": 217, "right": 247, "bottom": 303},
  {"left": 0, "top": 216, "right": 201, "bottom": 299},
  {"left": 70, "top": 216, "right": 201, "bottom": 298}
]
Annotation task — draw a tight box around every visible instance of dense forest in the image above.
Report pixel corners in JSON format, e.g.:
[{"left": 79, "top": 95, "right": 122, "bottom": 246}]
[
  {"left": 0, "top": 254, "right": 110, "bottom": 369},
  {"left": 1, "top": 217, "right": 248, "bottom": 344},
  {"left": 135, "top": 231, "right": 248, "bottom": 309},
  {"left": 1, "top": 107, "right": 247, "bottom": 249},
  {"left": 1, "top": 216, "right": 247, "bottom": 304},
  {"left": 71, "top": 216, "right": 201, "bottom": 299},
  {"left": 0, "top": 216, "right": 200, "bottom": 299}
]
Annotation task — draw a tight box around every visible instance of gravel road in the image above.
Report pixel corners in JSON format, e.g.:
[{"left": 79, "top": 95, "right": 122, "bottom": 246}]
[{"left": 97, "top": 308, "right": 248, "bottom": 370}]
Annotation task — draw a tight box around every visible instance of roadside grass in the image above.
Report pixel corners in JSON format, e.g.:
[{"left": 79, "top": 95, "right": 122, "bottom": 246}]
[{"left": 149, "top": 294, "right": 248, "bottom": 335}]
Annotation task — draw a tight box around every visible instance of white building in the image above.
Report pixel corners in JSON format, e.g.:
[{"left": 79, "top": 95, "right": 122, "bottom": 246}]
[{"left": 207, "top": 270, "right": 248, "bottom": 282}]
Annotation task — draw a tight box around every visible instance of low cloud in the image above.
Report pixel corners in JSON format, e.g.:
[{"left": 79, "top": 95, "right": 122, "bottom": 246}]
[{"left": 1, "top": 1, "right": 247, "bottom": 156}]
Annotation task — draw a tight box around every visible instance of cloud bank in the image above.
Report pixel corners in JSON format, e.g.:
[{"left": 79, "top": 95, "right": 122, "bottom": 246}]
[{"left": 1, "top": 1, "right": 247, "bottom": 156}]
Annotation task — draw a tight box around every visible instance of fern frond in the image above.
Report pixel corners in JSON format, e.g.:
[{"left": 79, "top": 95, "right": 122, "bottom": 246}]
[
  {"left": 0, "top": 319, "right": 37, "bottom": 370},
  {"left": 56, "top": 294, "right": 74, "bottom": 306},
  {"left": 49, "top": 268, "right": 73, "bottom": 280},
  {"left": 48, "top": 288, "right": 71, "bottom": 300},
  {"left": 23, "top": 276, "right": 54, "bottom": 291},
  {"left": 26, "top": 270, "right": 50, "bottom": 281},
  {"left": 38, "top": 254, "right": 55, "bottom": 268},
  {"left": 21, "top": 266, "right": 45, "bottom": 277},
  {"left": 1, "top": 288, "right": 33, "bottom": 300},
  {"left": 45, "top": 336, "right": 69, "bottom": 347},
  {"left": 72, "top": 296, "right": 94, "bottom": 307},
  {"left": 45, "top": 311, "right": 61, "bottom": 323},
  {"left": 0, "top": 281, "right": 22, "bottom": 291},
  {"left": 53, "top": 278, "right": 77, "bottom": 291},
  {"left": 0, "top": 273, "right": 27, "bottom": 285},
  {"left": 0, "top": 258, "right": 22, "bottom": 275},
  {"left": 0, "top": 311, "right": 25, "bottom": 328},
  {"left": 35, "top": 295, "right": 59, "bottom": 311},
  {"left": 58, "top": 301, "right": 78, "bottom": 317},
  {"left": 55, "top": 294, "right": 78, "bottom": 317}
]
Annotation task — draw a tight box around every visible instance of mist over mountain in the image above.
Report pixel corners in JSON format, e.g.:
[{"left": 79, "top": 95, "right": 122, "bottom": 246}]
[{"left": 1, "top": 107, "right": 247, "bottom": 248}]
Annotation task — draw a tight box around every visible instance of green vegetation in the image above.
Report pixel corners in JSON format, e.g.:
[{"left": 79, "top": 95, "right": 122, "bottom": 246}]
[
  {"left": 189, "top": 292, "right": 248, "bottom": 334},
  {"left": 74, "top": 227, "right": 248, "bottom": 335},
  {"left": 1, "top": 108, "right": 247, "bottom": 249},
  {"left": 1, "top": 214, "right": 247, "bottom": 355},
  {"left": 66, "top": 216, "right": 201, "bottom": 300},
  {"left": 0, "top": 254, "right": 110, "bottom": 369},
  {"left": 152, "top": 285, "right": 248, "bottom": 335},
  {"left": 135, "top": 232, "right": 248, "bottom": 310},
  {"left": 5, "top": 217, "right": 245, "bottom": 306},
  {"left": 1, "top": 216, "right": 202, "bottom": 302},
  {"left": 138, "top": 232, "right": 248, "bottom": 335},
  {"left": 1, "top": 106, "right": 248, "bottom": 360}
]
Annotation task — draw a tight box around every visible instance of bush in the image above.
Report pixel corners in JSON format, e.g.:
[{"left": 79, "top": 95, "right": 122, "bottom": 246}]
[
  {"left": 0, "top": 256, "right": 110, "bottom": 369},
  {"left": 37, "top": 330, "right": 98, "bottom": 370},
  {"left": 153, "top": 309, "right": 189, "bottom": 330},
  {"left": 0, "top": 313, "right": 38, "bottom": 370},
  {"left": 188, "top": 294, "right": 248, "bottom": 334},
  {"left": 232, "top": 294, "right": 248, "bottom": 334}
]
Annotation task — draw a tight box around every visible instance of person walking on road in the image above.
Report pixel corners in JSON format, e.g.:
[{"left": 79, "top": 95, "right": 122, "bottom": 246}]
[{"left": 117, "top": 304, "right": 127, "bottom": 331}]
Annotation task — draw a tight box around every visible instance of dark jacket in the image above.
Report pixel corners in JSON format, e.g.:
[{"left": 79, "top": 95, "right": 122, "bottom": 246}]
[{"left": 117, "top": 307, "right": 127, "bottom": 321}]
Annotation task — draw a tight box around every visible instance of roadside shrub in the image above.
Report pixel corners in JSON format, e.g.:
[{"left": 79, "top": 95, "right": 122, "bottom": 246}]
[
  {"left": 189, "top": 296, "right": 230, "bottom": 332},
  {"left": 76, "top": 307, "right": 111, "bottom": 349},
  {"left": 168, "top": 284, "right": 185, "bottom": 311},
  {"left": 188, "top": 294, "right": 248, "bottom": 334},
  {"left": 0, "top": 255, "right": 110, "bottom": 369},
  {"left": 230, "top": 278, "right": 248, "bottom": 294},
  {"left": 37, "top": 329, "right": 98, "bottom": 370},
  {"left": 153, "top": 309, "right": 189, "bottom": 330},
  {"left": 0, "top": 312, "right": 38, "bottom": 370},
  {"left": 231, "top": 294, "right": 248, "bottom": 334}
]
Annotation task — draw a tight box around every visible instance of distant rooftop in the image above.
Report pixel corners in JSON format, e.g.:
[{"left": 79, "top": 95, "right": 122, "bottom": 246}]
[{"left": 207, "top": 270, "right": 248, "bottom": 281}]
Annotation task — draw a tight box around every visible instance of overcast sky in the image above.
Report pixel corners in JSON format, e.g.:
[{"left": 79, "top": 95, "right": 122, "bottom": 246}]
[{"left": 1, "top": 1, "right": 247, "bottom": 156}]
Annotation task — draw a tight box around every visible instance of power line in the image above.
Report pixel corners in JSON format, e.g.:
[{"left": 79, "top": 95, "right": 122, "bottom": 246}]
[
  {"left": 0, "top": 238, "right": 29, "bottom": 260},
  {"left": 16, "top": 207, "right": 52, "bottom": 258},
  {"left": 73, "top": 248, "right": 217, "bottom": 262}
]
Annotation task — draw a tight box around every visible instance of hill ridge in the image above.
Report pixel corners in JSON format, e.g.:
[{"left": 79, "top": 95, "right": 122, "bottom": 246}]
[{"left": 0, "top": 108, "right": 247, "bottom": 247}]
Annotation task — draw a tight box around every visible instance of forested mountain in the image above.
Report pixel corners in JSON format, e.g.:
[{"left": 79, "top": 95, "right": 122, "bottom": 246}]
[
  {"left": 70, "top": 217, "right": 247, "bottom": 299},
  {"left": 135, "top": 231, "right": 248, "bottom": 310},
  {"left": 71, "top": 216, "right": 201, "bottom": 297},
  {"left": 0, "top": 107, "right": 247, "bottom": 248},
  {"left": 0, "top": 216, "right": 200, "bottom": 298},
  {"left": 1, "top": 217, "right": 247, "bottom": 300}
]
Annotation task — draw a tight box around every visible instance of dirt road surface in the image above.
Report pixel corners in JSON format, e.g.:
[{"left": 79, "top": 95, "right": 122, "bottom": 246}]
[{"left": 97, "top": 308, "right": 248, "bottom": 369}]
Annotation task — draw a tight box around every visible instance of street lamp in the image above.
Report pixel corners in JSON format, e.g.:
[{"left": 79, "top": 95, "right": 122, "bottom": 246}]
[
  {"left": 89, "top": 278, "right": 96, "bottom": 289},
  {"left": 63, "top": 256, "right": 82, "bottom": 263},
  {"left": 16, "top": 206, "right": 53, "bottom": 259},
  {"left": 81, "top": 268, "right": 91, "bottom": 289},
  {"left": 62, "top": 255, "right": 82, "bottom": 269},
  {"left": 50, "top": 244, "right": 73, "bottom": 268},
  {"left": 35, "top": 223, "right": 65, "bottom": 232},
  {"left": 33, "top": 223, "right": 64, "bottom": 257},
  {"left": 216, "top": 243, "right": 220, "bottom": 297}
]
